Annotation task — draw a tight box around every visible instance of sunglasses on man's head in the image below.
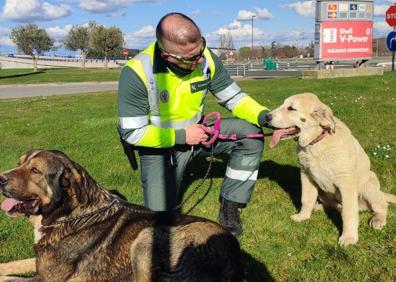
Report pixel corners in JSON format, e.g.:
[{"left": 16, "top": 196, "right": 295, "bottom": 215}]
[{"left": 160, "top": 37, "right": 206, "bottom": 64}]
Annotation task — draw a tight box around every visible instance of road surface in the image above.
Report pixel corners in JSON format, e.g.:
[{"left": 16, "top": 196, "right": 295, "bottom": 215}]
[{"left": 0, "top": 81, "right": 118, "bottom": 99}]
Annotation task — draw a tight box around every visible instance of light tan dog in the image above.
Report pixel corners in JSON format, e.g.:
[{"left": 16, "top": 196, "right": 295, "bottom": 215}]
[{"left": 267, "top": 93, "right": 396, "bottom": 246}]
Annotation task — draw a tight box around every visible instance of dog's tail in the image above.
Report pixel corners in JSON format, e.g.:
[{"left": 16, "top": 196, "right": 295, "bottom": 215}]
[{"left": 384, "top": 193, "right": 396, "bottom": 204}]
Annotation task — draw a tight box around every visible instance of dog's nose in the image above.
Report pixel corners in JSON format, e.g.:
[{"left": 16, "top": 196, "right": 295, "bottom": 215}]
[{"left": 0, "top": 174, "right": 7, "bottom": 185}]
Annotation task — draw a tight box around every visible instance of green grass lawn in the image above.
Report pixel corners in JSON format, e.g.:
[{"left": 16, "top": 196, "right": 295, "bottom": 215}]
[
  {"left": 0, "top": 68, "right": 120, "bottom": 85},
  {"left": 0, "top": 73, "right": 395, "bottom": 281}
]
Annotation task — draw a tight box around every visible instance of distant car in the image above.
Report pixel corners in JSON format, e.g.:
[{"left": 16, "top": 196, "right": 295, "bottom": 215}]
[{"left": 7, "top": 54, "right": 14, "bottom": 57}]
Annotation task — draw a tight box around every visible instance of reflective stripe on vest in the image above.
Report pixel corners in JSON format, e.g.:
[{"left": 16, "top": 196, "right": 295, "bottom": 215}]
[{"left": 131, "top": 52, "right": 160, "bottom": 116}]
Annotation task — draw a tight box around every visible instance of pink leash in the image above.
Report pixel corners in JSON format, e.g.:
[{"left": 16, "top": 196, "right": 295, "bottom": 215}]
[{"left": 199, "top": 112, "right": 273, "bottom": 147}]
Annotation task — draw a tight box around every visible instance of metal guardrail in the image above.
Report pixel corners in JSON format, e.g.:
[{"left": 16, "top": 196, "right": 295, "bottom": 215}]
[
  {"left": 223, "top": 63, "right": 249, "bottom": 76},
  {"left": 224, "top": 63, "right": 302, "bottom": 78},
  {"left": 223, "top": 57, "right": 392, "bottom": 78}
]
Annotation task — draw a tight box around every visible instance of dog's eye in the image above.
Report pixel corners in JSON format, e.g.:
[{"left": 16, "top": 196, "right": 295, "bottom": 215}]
[
  {"left": 31, "top": 167, "right": 41, "bottom": 174},
  {"left": 287, "top": 106, "right": 296, "bottom": 111}
]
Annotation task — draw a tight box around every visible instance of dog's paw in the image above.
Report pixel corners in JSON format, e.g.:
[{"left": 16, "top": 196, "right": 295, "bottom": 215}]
[
  {"left": 369, "top": 215, "right": 386, "bottom": 230},
  {"left": 338, "top": 234, "right": 358, "bottom": 246},
  {"left": 290, "top": 213, "right": 310, "bottom": 222}
]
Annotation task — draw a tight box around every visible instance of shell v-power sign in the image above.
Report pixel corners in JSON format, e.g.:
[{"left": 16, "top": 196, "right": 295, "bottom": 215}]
[{"left": 314, "top": 0, "right": 373, "bottom": 61}]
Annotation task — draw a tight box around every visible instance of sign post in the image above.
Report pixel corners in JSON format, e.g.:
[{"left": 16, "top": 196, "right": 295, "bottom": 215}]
[{"left": 386, "top": 5, "right": 396, "bottom": 71}]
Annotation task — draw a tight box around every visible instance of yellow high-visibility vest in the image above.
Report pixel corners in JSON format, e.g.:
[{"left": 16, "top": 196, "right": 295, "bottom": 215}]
[{"left": 124, "top": 42, "right": 216, "bottom": 131}]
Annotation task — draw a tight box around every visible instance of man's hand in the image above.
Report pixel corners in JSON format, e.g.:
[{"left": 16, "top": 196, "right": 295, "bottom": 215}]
[{"left": 185, "top": 124, "right": 208, "bottom": 145}]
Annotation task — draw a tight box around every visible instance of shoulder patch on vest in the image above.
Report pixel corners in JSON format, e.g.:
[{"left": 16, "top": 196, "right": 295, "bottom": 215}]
[
  {"left": 190, "top": 79, "right": 210, "bottom": 93},
  {"left": 160, "top": 89, "right": 169, "bottom": 103}
]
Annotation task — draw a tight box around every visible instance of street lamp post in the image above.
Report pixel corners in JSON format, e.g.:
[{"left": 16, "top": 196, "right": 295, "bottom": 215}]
[{"left": 251, "top": 15, "right": 256, "bottom": 59}]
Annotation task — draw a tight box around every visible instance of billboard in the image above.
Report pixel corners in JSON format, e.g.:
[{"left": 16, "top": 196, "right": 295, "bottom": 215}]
[
  {"left": 314, "top": 1, "right": 373, "bottom": 61},
  {"left": 319, "top": 21, "right": 373, "bottom": 60}
]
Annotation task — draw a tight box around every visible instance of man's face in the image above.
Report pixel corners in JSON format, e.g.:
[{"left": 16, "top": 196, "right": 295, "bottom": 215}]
[{"left": 159, "top": 37, "right": 206, "bottom": 70}]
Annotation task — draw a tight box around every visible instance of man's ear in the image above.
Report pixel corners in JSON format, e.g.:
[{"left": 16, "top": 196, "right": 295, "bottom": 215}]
[{"left": 311, "top": 106, "right": 336, "bottom": 133}]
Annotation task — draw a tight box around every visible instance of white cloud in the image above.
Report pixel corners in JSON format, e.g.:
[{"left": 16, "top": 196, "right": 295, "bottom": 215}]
[
  {"left": 208, "top": 19, "right": 314, "bottom": 48},
  {"left": 282, "top": 1, "right": 315, "bottom": 18},
  {"left": 236, "top": 7, "right": 273, "bottom": 21},
  {"left": 78, "top": 0, "right": 160, "bottom": 13},
  {"left": 124, "top": 25, "right": 155, "bottom": 48},
  {"left": 237, "top": 10, "right": 256, "bottom": 21},
  {"left": 0, "top": 36, "right": 14, "bottom": 47},
  {"left": 133, "top": 25, "right": 155, "bottom": 38},
  {"left": 79, "top": 0, "right": 116, "bottom": 13},
  {"left": 374, "top": 21, "right": 392, "bottom": 36},
  {"left": 1, "top": 0, "right": 71, "bottom": 22},
  {"left": 216, "top": 23, "right": 264, "bottom": 39},
  {"left": 375, "top": 4, "right": 389, "bottom": 16},
  {"left": 106, "top": 12, "right": 127, "bottom": 18},
  {"left": 46, "top": 25, "right": 72, "bottom": 38},
  {"left": 0, "top": 27, "right": 13, "bottom": 47},
  {"left": 255, "top": 8, "right": 273, "bottom": 20},
  {"left": 228, "top": 20, "right": 241, "bottom": 30}
]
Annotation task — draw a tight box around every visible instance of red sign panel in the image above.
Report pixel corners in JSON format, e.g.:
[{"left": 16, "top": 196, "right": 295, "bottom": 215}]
[
  {"left": 386, "top": 5, "right": 396, "bottom": 27},
  {"left": 320, "top": 21, "right": 373, "bottom": 60}
]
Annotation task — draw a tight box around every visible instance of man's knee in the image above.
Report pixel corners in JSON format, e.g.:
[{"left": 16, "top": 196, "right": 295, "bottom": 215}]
[{"left": 237, "top": 121, "right": 264, "bottom": 154}]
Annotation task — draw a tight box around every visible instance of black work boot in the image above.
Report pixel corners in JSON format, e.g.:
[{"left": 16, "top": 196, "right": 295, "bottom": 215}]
[{"left": 218, "top": 197, "right": 246, "bottom": 237}]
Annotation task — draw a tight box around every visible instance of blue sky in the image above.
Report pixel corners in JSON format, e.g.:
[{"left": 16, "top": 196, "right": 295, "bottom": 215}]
[{"left": 0, "top": 0, "right": 394, "bottom": 55}]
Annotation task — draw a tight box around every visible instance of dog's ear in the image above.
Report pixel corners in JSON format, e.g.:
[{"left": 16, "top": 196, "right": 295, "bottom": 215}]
[
  {"left": 311, "top": 106, "right": 336, "bottom": 133},
  {"left": 59, "top": 159, "right": 90, "bottom": 206},
  {"left": 48, "top": 150, "right": 82, "bottom": 188},
  {"left": 60, "top": 164, "right": 82, "bottom": 188},
  {"left": 18, "top": 149, "right": 42, "bottom": 165}
]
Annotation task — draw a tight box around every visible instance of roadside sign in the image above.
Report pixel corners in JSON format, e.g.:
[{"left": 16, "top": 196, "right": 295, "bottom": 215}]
[
  {"left": 387, "top": 31, "right": 396, "bottom": 71},
  {"left": 387, "top": 31, "right": 396, "bottom": 51},
  {"left": 314, "top": 0, "right": 374, "bottom": 61},
  {"left": 319, "top": 21, "right": 373, "bottom": 60},
  {"left": 386, "top": 5, "right": 396, "bottom": 27}
]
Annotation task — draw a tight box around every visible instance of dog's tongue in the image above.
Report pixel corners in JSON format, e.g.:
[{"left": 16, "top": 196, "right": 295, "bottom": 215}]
[
  {"left": 1, "top": 198, "right": 18, "bottom": 212},
  {"left": 269, "top": 128, "right": 295, "bottom": 149}
]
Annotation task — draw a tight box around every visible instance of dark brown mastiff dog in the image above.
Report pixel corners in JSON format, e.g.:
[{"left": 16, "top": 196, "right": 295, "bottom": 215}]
[{"left": 0, "top": 150, "right": 244, "bottom": 282}]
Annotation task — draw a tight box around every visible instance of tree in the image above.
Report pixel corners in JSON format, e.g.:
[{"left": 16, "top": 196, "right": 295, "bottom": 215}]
[
  {"left": 303, "top": 41, "right": 314, "bottom": 58},
  {"left": 90, "top": 24, "right": 124, "bottom": 69},
  {"left": 239, "top": 47, "right": 251, "bottom": 61},
  {"left": 63, "top": 25, "right": 90, "bottom": 69},
  {"left": 10, "top": 24, "right": 54, "bottom": 72}
]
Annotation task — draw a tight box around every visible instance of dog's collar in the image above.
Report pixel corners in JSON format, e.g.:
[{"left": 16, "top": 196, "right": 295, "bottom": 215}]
[
  {"left": 309, "top": 130, "right": 329, "bottom": 146},
  {"left": 43, "top": 199, "right": 154, "bottom": 227},
  {"left": 44, "top": 199, "right": 121, "bottom": 227}
]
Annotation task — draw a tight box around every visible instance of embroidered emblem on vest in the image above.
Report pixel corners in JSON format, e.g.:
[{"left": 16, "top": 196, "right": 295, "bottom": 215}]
[
  {"left": 160, "top": 90, "right": 169, "bottom": 103},
  {"left": 190, "top": 79, "right": 210, "bottom": 93}
]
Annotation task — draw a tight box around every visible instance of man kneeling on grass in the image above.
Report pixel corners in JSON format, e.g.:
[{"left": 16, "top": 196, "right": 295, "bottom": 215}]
[{"left": 118, "top": 12, "right": 271, "bottom": 236}]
